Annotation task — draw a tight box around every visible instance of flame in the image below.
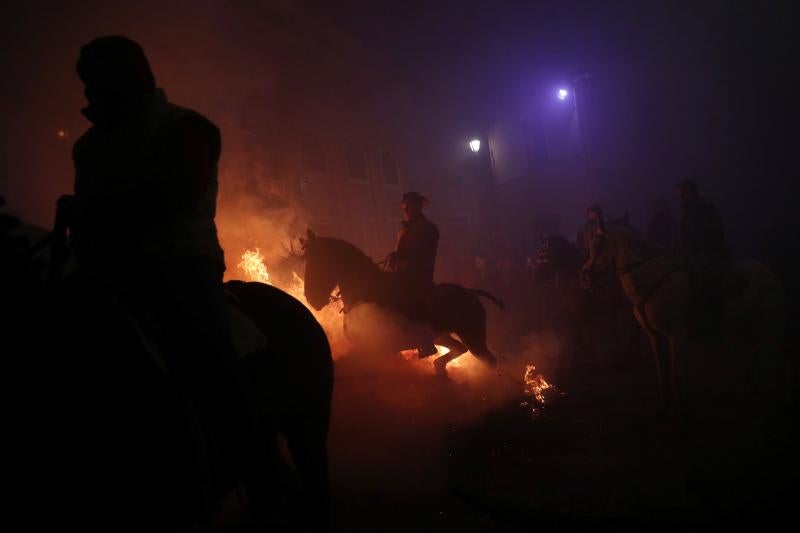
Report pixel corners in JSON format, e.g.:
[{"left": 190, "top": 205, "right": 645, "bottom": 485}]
[
  {"left": 523, "top": 363, "right": 553, "bottom": 404},
  {"left": 238, "top": 248, "right": 270, "bottom": 284},
  {"left": 238, "top": 248, "right": 350, "bottom": 358}
]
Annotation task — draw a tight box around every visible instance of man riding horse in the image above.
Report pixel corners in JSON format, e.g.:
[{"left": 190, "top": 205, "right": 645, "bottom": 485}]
[
  {"left": 387, "top": 191, "right": 440, "bottom": 357},
  {"left": 58, "top": 36, "right": 266, "bottom": 511},
  {"left": 576, "top": 204, "right": 605, "bottom": 258}
]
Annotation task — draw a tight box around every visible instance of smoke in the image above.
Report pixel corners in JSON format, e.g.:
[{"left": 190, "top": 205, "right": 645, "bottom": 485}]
[
  {"left": 324, "top": 302, "right": 565, "bottom": 522},
  {"left": 214, "top": 165, "right": 304, "bottom": 279}
]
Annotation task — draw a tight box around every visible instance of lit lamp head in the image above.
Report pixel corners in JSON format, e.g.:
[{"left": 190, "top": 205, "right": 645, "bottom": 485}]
[
  {"left": 557, "top": 88, "right": 569, "bottom": 100},
  {"left": 469, "top": 139, "right": 481, "bottom": 153}
]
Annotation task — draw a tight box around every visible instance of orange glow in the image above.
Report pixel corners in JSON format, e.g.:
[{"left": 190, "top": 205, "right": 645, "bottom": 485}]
[
  {"left": 238, "top": 247, "right": 270, "bottom": 284},
  {"left": 238, "top": 248, "right": 350, "bottom": 358},
  {"left": 523, "top": 363, "right": 553, "bottom": 404}
]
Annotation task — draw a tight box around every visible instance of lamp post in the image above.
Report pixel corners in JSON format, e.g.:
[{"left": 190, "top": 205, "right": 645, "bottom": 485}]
[{"left": 557, "top": 75, "right": 592, "bottom": 171}]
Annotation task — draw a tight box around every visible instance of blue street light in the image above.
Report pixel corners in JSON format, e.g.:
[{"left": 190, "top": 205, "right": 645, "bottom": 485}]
[{"left": 557, "top": 88, "right": 569, "bottom": 100}]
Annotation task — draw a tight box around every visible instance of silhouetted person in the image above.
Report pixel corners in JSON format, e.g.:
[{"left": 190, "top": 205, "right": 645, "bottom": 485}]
[
  {"left": 675, "top": 180, "right": 732, "bottom": 328},
  {"left": 60, "top": 36, "right": 263, "bottom": 517},
  {"left": 645, "top": 197, "right": 677, "bottom": 249},
  {"left": 576, "top": 204, "right": 604, "bottom": 258},
  {"left": 388, "top": 191, "right": 439, "bottom": 357},
  {"left": 675, "top": 180, "right": 726, "bottom": 258}
]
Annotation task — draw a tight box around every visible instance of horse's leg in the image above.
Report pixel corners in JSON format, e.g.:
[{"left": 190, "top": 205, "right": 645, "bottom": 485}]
[
  {"left": 668, "top": 327, "right": 692, "bottom": 434},
  {"left": 457, "top": 323, "right": 498, "bottom": 368},
  {"left": 636, "top": 307, "right": 671, "bottom": 410},
  {"left": 433, "top": 333, "right": 467, "bottom": 377}
]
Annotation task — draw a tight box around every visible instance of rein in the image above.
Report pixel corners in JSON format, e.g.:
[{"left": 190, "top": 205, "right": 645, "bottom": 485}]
[{"left": 587, "top": 247, "right": 681, "bottom": 326}]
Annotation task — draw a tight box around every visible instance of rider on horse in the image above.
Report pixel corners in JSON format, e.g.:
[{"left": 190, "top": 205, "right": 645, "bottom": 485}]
[
  {"left": 576, "top": 204, "right": 605, "bottom": 259},
  {"left": 60, "top": 36, "right": 264, "bottom": 511},
  {"left": 387, "top": 191, "right": 440, "bottom": 357}
]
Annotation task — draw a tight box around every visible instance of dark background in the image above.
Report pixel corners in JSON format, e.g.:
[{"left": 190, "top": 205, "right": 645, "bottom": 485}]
[{"left": 1, "top": 0, "right": 797, "bottom": 263}]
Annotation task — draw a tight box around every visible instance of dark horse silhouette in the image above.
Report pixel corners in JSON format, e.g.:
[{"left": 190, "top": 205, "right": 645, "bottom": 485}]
[
  {"left": 300, "top": 230, "right": 503, "bottom": 375},
  {"left": 2, "top": 213, "right": 333, "bottom": 531}
]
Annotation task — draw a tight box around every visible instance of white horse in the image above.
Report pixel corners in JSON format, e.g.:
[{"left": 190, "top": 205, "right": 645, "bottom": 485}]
[{"left": 581, "top": 223, "right": 788, "bottom": 416}]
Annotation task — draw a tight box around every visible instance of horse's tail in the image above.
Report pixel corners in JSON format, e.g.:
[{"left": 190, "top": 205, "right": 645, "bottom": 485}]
[{"left": 471, "top": 289, "right": 505, "bottom": 310}]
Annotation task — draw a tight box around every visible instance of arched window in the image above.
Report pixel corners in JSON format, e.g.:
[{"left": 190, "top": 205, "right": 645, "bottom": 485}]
[
  {"left": 381, "top": 151, "right": 399, "bottom": 185},
  {"left": 346, "top": 142, "right": 367, "bottom": 182}
]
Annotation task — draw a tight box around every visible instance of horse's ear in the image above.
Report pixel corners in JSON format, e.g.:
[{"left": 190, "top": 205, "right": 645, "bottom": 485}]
[{"left": 307, "top": 228, "right": 316, "bottom": 241}]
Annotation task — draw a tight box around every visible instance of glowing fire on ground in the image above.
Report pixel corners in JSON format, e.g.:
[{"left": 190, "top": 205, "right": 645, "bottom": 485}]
[{"left": 523, "top": 364, "right": 553, "bottom": 404}]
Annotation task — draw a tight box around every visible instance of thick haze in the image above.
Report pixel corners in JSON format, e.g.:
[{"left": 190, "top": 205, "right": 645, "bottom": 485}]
[{"left": 1, "top": 0, "right": 797, "bottom": 258}]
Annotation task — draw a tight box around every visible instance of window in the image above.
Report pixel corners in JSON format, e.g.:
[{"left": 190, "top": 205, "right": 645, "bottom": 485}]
[
  {"left": 346, "top": 142, "right": 367, "bottom": 182},
  {"left": 381, "top": 151, "right": 399, "bottom": 185}
]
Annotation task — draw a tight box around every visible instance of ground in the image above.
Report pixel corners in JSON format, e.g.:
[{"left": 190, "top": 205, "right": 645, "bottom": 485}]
[{"left": 324, "top": 334, "right": 797, "bottom": 532}]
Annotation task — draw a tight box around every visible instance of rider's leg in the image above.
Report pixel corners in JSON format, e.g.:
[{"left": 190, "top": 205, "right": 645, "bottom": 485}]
[{"left": 141, "top": 258, "right": 264, "bottom": 498}]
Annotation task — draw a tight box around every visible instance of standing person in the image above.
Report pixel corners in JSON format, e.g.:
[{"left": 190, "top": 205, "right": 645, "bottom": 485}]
[{"left": 387, "top": 191, "right": 440, "bottom": 357}]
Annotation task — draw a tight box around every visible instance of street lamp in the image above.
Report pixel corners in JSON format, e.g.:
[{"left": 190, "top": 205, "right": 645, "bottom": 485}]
[
  {"left": 557, "top": 88, "right": 569, "bottom": 100},
  {"left": 469, "top": 139, "right": 481, "bottom": 153}
]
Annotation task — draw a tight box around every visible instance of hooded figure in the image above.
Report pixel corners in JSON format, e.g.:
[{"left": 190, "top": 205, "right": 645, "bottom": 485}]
[
  {"left": 63, "top": 36, "right": 263, "bottom": 517},
  {"left": 71, "top": 36, "right": 223, "bottom": 269}
]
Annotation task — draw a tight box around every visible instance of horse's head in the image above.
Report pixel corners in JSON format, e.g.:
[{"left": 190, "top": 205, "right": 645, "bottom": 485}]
[
  {"left": 300, "top": 230, "right": 335, "bottom": 310},
  {"left": 301, "top": 229, "right": 376, "bottom": 311}
]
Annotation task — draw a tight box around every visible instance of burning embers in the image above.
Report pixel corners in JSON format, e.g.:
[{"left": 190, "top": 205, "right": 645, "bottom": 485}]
[{"left": 521, "top": 363, "right": 556, "bottom": 417}]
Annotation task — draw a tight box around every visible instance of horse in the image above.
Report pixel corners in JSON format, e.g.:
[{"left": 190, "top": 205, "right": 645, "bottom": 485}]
[
  {"left": 607, "top": 212, "right": 638, "bottom": 233},
  {"left": 533, "top": 233, "right": 641, "bottom": 374},
  {"left": 581, "top": 222, "right": 787, "bottom": 417},
  {"left": 2, "top": 211, "right": 333, "bottom": 530},
  {"left": 299, "top": 230, "right": 503, "bottom": 375}
]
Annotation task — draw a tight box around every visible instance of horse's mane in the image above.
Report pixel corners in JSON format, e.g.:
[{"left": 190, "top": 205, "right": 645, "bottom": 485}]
[
  {"left": 606, "top": 225, "right": 665, "bottom": 259},
  {"left": 314, "top": 236, "right": 376, "bottom": 269}
]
